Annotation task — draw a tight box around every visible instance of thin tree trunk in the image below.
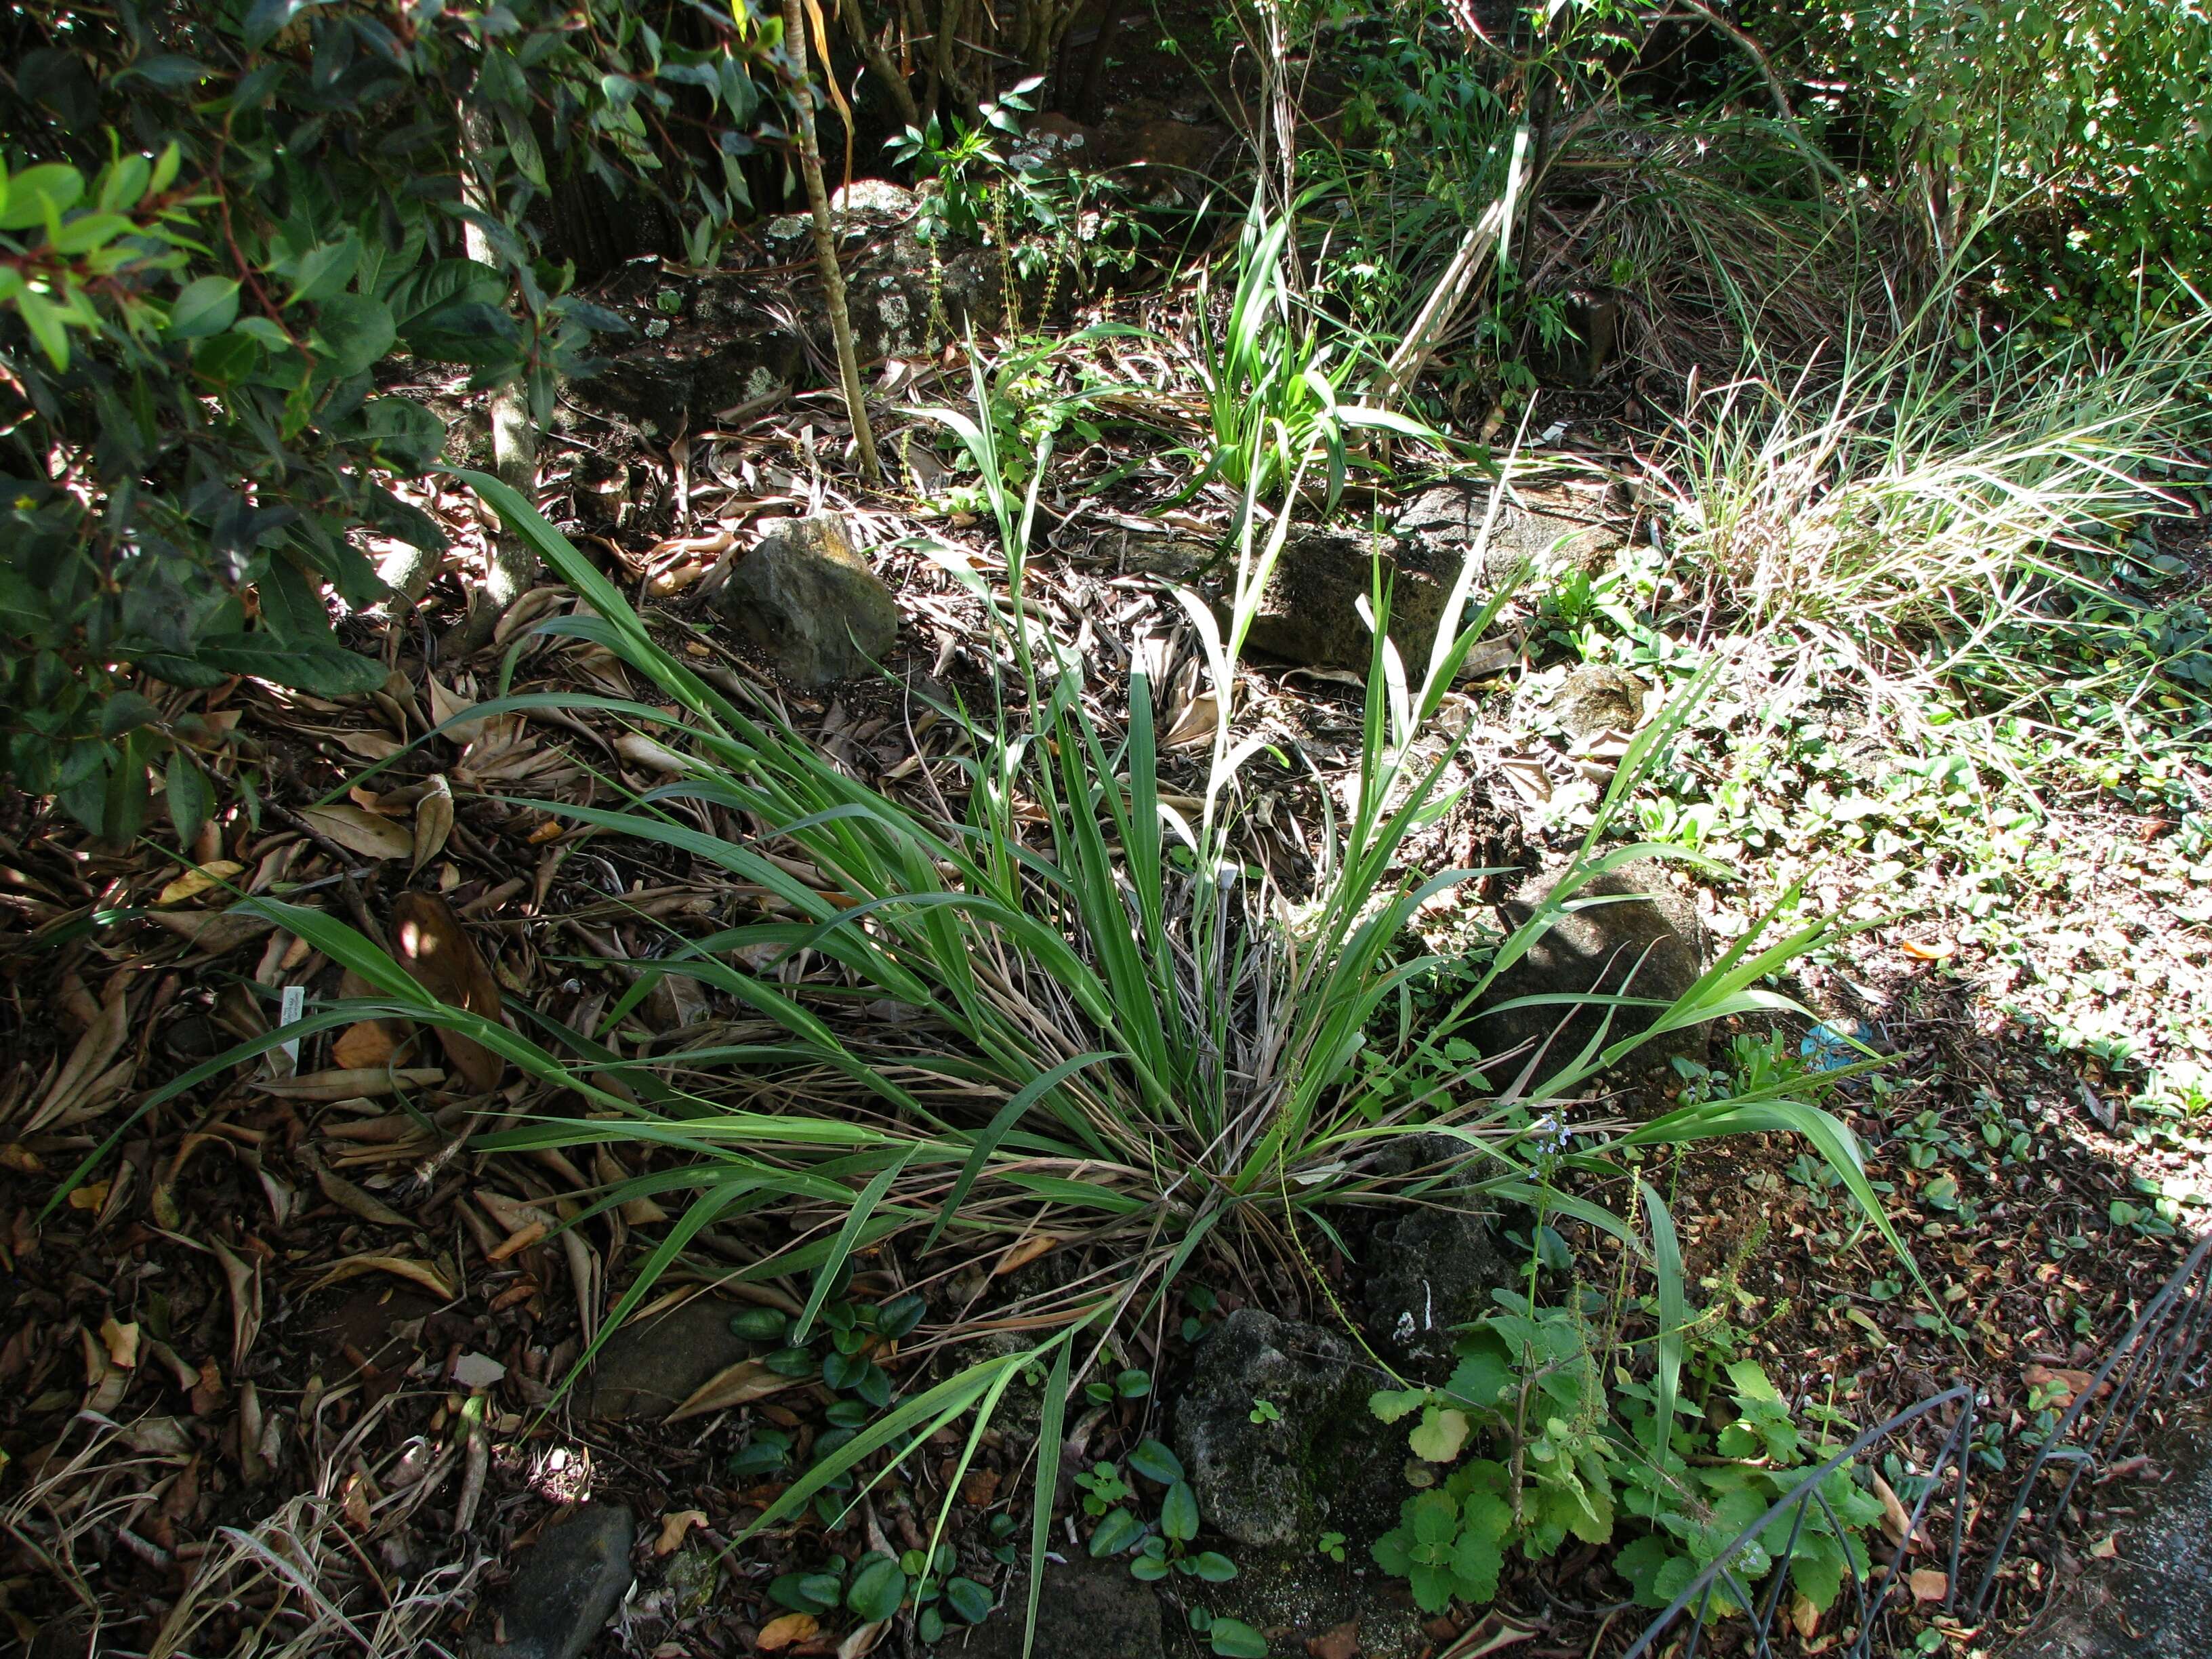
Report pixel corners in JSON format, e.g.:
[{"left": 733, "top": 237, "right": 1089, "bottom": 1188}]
[
  {"left": 838, "top": 0, "right": 919, "bottom": 128},
  {"left": 449, "top": 99, "right": 540, "bottom": 656},
  {"left": 785, "top": 0, "right": 882, "bottom": 485}
]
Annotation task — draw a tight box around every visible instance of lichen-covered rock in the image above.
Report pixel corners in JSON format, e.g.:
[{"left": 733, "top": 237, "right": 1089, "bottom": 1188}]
[
  {"left": 1475, "top": 858, "right": 1708, "bottom": 1091},
  {"left": 1358, "top": 1135, "right": 1515, "bottom": 1371},
  {"left": 1172, "top": 1309, "right": 1368, "bottom": 1549},
  {"left": 473, "top": 1504, "right": 634, "bottom": 1659},
  {"left": 1550, "top": 663, "right": 1648, "bottom": 739},
  {"left": 1388, "top": 478, "right": 1625, "bottom": 586},
  {"left": 716, "top": 514, "right": 898, "bottom": 686},
  {"left": 961, "top": 1553, "right": 1164, "bottom": 1659}
]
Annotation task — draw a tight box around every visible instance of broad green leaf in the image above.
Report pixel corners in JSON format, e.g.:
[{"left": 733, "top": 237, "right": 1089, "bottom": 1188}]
[
  {"left": 1408, "top": 1405, "right": 1472, "bottom": 1464},
  {"left": 1128, "top": 1439, "right": 1184, "bottom": 1484},
  {"left": 168, "top": 276, "right": 241, "bottom": 341},
  {"left": 1208, "top": 1618, "right": 1268, "bottom": 1658},
  {"left": 0, "top": 163, "right": 84, "bottom": 230},
  {"left": 1160, "top": 1479, "right": 1200, "bottom": 1542},
  {"left": 314, "top": 293, "right": 395, "bottom": 379},
  {"left": 1088, "top": 1507, "right": 1144, "bottom": 1557}
]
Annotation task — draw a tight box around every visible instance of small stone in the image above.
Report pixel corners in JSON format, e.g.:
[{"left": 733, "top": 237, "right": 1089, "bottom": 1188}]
[
  {"left": 716, "top": 514, "right": 899, "bottom": 687},
  {"left": 474, "top": 1503, "right": 634, "bottom": 1659},
  {"left": 1550, "top": 663, "right": 1647, "bottom": 739},
  {"left": 960, "top": 1552, "right": 1163, "bottom": 1659},
  {"left": 575, "top": 1297, "right": 756, "bottom": 1422},
  {"left": 1474, "top": 859, "right": 1708, "bottom": 1090},
  {"left": 1174, "top": 1310, "right": 1366, "bottom": 1548},
  {"left": 453, "top": 1351, "right": 508, "bottom": 1390},
  {"left": 830, "top": 178, "right": 918, "bottom": 217},
  {"left": 1242, "top": 528, "right": 1460, "bottom": 672}
]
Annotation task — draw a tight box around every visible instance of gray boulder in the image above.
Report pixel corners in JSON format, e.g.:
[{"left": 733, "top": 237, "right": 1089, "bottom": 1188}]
[
  {"left": 960, "top": 1552, "right": 1164, "bottom": 1659},
  {"left": 1242, "top": 528, "right": 1462, "bottom": 672},
  {"left": 1475, "top": 859, "right": 1708, "bottom": 1092},
  {"left": 1172, "top": 1310, "right": 1370, "bottom": 1549},
  {"left": 1391, "top": 477, "right": 1625, "bottom": 576},
  {"left": 474, "top": 1504, "right": 634, "bottom": 1659},
  {"left": 717, "top": 514, "right": 898, "bottom": 686}
]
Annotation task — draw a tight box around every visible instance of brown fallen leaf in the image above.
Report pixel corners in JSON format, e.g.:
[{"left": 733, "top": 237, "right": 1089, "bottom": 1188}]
[
  {"left": 157, "top": 859, "right": 245, "bottom": 905},
  {"left": 427, "top": 676, "right": 491, "bottom": 746},
  {"left": 253, "top": 1065, "right": 445, "bottom": 1101},
  {"left": 146, "top": 907, "right": 281, "bottom": 954},
  {"left": 1788, "top": 1591, "right": 1819, "bottom": 1639},
  {"left": 1908, "top": 1568, "right": 1949, "bottom": 1602},
  {"left": 331, "top": 1019, "right": 402, "bottom": 1069},
  {"left": 1899, "top": 937, "right": 1957, "bottom": 962},
  {"left": 756, "top": 1612, "right": 819, "bottom": 1652},
  {"left": 667, "top": 1359, "right": 801, "bottom": 1424},
  {"left": 299, "top": 803, "right": 414, "bottom": 860},
  {"left": 305, "top": 1253, "right": 457, "bottom": 1302},
  {"left": 392, "top": 892, "right": 505, "bottom": 1092},
  {"left": 28, "top": 979, "right": 132, "bottom": 1133},
  {"left": 99, "top": 1317, "right": 140, "bottom": 1370},
  {"left": 211, "top": 1237, "right": 262, "bottom": 1372},
  {"left": 2089, "top": 1532, "right": 2120, "bottom": 1559},
  {"left": 615, "top": 732, "right": 693, "bottom": 775},
  {"left": 1872, "top": 1469, "right": 1913, "bottom": 1546},
  {"left": 342, "top": 1472, "right": 373, "bottom": 1532},
  {"left": 2023, "top": 1362, "right": 2097, "bottom": 1408},
  {"left": 411, "top": 774, "right": 455, "bottom": 874},
  {"left": 1307, "top": 1620, "right": 1361, "bottom": 1659},
  {"left": 301, "top": 1149, "right": 414, "bottom": 1228},
  {"left": 654, "top": 1509, "right": 709, "bottom": 1555}
]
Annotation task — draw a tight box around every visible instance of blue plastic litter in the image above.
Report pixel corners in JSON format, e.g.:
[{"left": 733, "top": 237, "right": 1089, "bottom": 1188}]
[{"left": 1801, "top": 1021, "right": 1872, "bottom": 1072}]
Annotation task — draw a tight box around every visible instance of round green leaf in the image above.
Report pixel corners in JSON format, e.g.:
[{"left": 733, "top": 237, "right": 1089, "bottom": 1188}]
[
  {"left": 1127, "top": 1438, "right": 1185, "bottom": 1485},
  {"left": 728, "top": 1307, "right": 789, "bottom": 1341},
  {"left": 1088, "top": 1507, "right": 1145, "bottom": 1557},
  {"left": 943, "top": 1576, "right": 993, "bottom": 1624},
  {"left": 1208, "top": 1616, "right": 1269, "bottom": 1657},
  {"left": 846, "top": 1553, "right": 907, "bottom": 1622}
]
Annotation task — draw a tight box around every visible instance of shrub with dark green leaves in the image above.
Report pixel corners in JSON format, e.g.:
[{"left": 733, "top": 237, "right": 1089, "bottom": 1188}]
[
  {"left": 1774, "top": 0, "right": 2212, "bottom": 331},
  {"left": 0, "top": 1, "right": 776, "bottom": 839}
]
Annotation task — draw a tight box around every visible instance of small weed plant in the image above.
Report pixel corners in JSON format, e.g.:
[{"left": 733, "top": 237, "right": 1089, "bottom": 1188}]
[{"left": 1368, "top": 1289, "right": 1885, "bottom": 1622}]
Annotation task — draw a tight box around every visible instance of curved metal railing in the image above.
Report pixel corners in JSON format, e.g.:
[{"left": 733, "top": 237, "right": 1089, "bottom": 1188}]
[{"left": 1618, "top": 1230, "right": 2212, "bottom": 1658}]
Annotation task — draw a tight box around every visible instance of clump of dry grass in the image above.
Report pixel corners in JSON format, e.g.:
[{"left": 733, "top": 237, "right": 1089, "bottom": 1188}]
[
  {"left": 1642, "top": 317, "right": 2205, "bottom": 676},
  {"left": 4, "top": 1399, "right": 485, "bottom": 1659},
  {"left": 1539, "top": 110, "right": 1908, "bottom": 382}
]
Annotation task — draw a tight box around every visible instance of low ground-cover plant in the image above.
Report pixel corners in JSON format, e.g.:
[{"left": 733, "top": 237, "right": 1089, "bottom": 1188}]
[{"left": 1370, "top": 1290, "right": 1885, "bottom": 1622}]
